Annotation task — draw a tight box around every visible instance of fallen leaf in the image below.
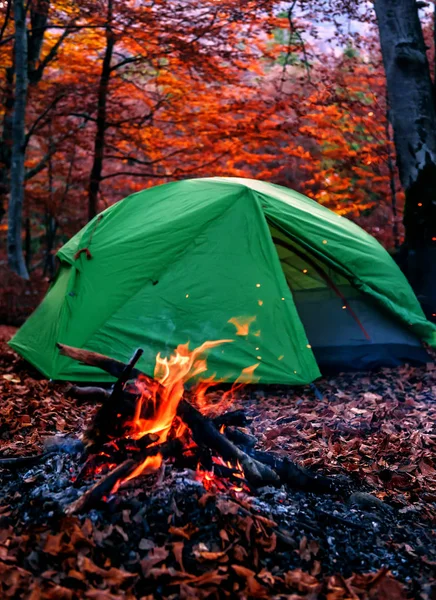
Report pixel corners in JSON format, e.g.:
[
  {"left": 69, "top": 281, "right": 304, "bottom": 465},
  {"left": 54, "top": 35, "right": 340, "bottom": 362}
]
[
  {"left": 169, "top": 522, "right": 199, "bottom": 540},
  {"left": 140, "top": 547, "right": 169, "bottom": 577}
]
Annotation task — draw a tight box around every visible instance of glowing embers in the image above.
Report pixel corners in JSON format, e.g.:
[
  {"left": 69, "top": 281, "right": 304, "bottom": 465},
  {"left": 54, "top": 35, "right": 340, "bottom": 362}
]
[{"left": 196, "top": 457, "right": 248, "bottom": 493}]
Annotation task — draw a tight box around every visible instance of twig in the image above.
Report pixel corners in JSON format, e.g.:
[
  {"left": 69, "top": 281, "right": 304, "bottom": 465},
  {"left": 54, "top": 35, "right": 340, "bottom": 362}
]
[{"left": 0, "top": 450, "right": 57, "bottom": 469}]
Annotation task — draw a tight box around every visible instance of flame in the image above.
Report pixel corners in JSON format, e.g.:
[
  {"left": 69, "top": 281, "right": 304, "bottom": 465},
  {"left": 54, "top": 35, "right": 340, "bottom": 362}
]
[
  {"left": 210, "top": 457, "right": 247, "bottom": 493},
  {"left": 124, "top": 454, "right": 163, "bottom": 483},
  {"left": 122, "top": 339, "right": 232, "bottom": 480},
  {"left": 130, "top": 339, "right": 232, "bottom": 440},
  {"left": 228, "top": 316, "right": 256, "bottom": 336},
  {"left": 196, "top": 467, "right": 221, "bottom": 491},
  {"left": 235, "top": 362, "right": 260, "bottom": 384},
  {"left": 108, "top": 328, "right": 260, "bottom": 494}
]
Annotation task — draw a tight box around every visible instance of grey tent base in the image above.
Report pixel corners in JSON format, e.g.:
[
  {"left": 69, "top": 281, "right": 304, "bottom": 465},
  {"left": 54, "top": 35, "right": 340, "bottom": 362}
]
[
  {"left": 290, "top": 286, "right": 430, "bottom": 373},
  {"left": 271, "top": 228, "right": 431, "bottom": 374},
  {"left": 312, "top": 343, "right": 430, "bottom": 373}
]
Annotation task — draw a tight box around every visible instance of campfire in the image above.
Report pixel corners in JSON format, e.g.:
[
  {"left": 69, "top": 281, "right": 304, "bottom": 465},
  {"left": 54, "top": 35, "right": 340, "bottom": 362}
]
[{"left": 48, "top": 340, "right": 340, "bottom": 515}]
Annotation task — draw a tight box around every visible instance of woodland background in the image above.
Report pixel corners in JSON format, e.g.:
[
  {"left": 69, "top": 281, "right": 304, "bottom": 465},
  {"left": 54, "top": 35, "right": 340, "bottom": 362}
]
[{"left": 0, "top": 0, "right": 433, "bottom": 323}]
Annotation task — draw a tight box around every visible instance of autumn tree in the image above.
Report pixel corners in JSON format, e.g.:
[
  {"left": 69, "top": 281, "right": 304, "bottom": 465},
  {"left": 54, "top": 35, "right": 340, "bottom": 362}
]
[
  {"left": 373, "top": 0, "right": 436, "bottom": 315},
  {"left": 2, "top": 0, "right": 287, "bottom": 279},
  {"left": 0, "top": 0, "right": 90, "bottom": 276},
  {"left": 283, "top": 0, "right": 436, "bottom": 313}
]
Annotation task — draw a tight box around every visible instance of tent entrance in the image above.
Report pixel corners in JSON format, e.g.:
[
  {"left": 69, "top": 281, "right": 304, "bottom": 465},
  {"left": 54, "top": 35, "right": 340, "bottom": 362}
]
[{"left": 268, "top": 224, "right": 430, "bottom": 371}]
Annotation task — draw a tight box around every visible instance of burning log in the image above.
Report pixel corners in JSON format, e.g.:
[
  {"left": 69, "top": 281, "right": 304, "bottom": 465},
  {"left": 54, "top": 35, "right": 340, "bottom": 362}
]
[
  {"left": 65, "top": 458, "right": 142, "bottom": 515},
  {"left": 177, "top": 399, "right": 279, "bottom": 486},
  {"left": 57, "top": 343, "right": 154, "bottom": 386},
  {"left": 60, "top": 344, "right": 165, "bottom": 448},
  {"left": 82, "top": 348, "right": 148, "bottom": 449}
]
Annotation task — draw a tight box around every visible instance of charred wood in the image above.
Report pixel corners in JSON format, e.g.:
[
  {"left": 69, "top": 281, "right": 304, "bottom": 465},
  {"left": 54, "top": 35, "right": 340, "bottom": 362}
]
[
  {"left": 224, "top": 426, "right": 257, "bottom": 449},
  {"left": 0, "top": 437, "right": 84, "bottom": 470},
  {"left": 177, "top": 399, "right": 279, "bottom": 487},
  {"left": 57, "top": 343, "right": 160, "bottom": 390},
  {"left": 83, "top": 348, "right": 145, "bottom": 449},
  {"left": 66, "top": 458, "right": 138, "bottom": 514},
  {"left": 0, "top": 450, "right": 58, "bottom": 469},
  {"left": 65, "top": 437, "right": 181, "bottom": 515},
  {"left": 68, "top": 385, "right": 110, "bottom": 403},
  {"left": 212, "top": 409, "right": 248, "bottom": 428},
  {"left": 249, "top": 450, "right": 341, "bottom": 494}
]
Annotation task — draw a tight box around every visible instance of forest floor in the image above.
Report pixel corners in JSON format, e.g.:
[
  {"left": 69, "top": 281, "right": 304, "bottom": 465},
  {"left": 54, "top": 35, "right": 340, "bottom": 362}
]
[{"left": 0, "top": 325, "right": 435, "bottom": 599}]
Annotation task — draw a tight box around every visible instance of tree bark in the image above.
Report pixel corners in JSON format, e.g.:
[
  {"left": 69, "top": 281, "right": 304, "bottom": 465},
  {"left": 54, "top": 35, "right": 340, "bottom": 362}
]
[
  {"left": 88, "top": 0, "right": 114, "bottom": 221},
  {"left": 28, "top": 0, "right": 50, "bottom": 81},
  {"left": 7, "top": 0, "right": 29, "bottom": 278},
  {"left": 0, "top": 63, "right": 14, "bottom": 224},
  {"left": 374, "top": 0, "right": 436, "bottom": 316},
  {"left": 0, "top": 0, "right": 13, "bottom": 222}
]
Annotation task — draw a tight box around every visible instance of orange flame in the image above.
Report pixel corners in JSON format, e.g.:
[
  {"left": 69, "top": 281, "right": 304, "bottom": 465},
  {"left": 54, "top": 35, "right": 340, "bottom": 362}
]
[
  {"left": 121, "top": 339, "right": 232, "bottom": 481},
  {"left": 124, "top": 454, "right": 163, "bottom": 483},
  {"left": 110, "top": 327, "right": 260, "bottom": 493},
  {"left": 235, "top": 362, "right": 260, "bottom": 383},
  {"left": 228, "top": 316, "right": 256, "bottom": 336}
]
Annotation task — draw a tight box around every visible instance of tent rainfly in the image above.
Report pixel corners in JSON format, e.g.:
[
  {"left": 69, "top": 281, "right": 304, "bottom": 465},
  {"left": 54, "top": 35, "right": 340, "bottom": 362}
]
[{"left": 9, "top": 177, "right": 436, "bottom": 384}]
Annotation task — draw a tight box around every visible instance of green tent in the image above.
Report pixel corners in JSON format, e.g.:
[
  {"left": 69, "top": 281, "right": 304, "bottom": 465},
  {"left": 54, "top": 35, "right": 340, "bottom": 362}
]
[{"left": 10, "top": 177, "right": 436, "bottom": 383}]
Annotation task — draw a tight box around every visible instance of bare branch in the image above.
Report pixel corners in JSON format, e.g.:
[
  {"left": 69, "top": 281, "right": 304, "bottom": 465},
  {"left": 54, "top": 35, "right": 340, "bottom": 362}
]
[
  {"left": 25, "top": 121, "right": 88, "bottom": 180},
  {"left": 100, "top": 152, "right": 227, "bottom": 181},
  {"left": 0, "top": 0, "right": 12, "bottom": 45},
  {"left": 25, "top": 94, "right": 65, "bottom": 146},
  {"left": 29, "top": 24, "right": 75, "bottom": 84},
  {"left": 110, "top": 54, "right": 144, "bottom": 71}
]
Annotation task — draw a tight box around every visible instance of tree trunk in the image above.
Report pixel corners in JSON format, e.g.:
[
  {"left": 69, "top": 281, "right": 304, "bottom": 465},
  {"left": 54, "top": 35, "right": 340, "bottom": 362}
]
[
  {"left": 0, "top": 0, "right": 13, "bottom": 222},
  {"left": 374, "top": 0, "right": 436, "bottom": 317},
  {"left": 385, "top": 105, "right": 400, "bottom": 250},
  {"left": 88, "top": 0, "right": 114, "bottom": 221},
  {"left": 0, "top": 0, "right": 50, "bottom": 225},
  {"left": 7, "top": 0, "right": 29, "bottom": 279},
  {"left": 0, "top": 64, "right": 14, "bottom": 224},
  {"left": 28, "top": 0, "right": 50, "bottom": 80}
]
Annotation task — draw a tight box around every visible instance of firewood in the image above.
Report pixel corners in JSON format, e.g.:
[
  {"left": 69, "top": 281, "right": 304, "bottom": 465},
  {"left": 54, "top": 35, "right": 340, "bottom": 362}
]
[
  {"left": 57, "top": 343, "right": 160, "bottom": 391},
  {"left": 111, "top": 347, "right": 144, "bottom": 396},
  {"left": 212, "top": 409, "right": 248, "bottom": 428},
  {"left": 68, "top": 385, "right": 110, "bottom": 403},
  {"left": 59, "top": 345, "right": 339, "bottom": 493},
  {"left": 65, "top": 458, "right": 139, "bottom": 515},
  {"left": 0, "top": 450, "right": 58, "bottom": 469},
  {"left": 83, "top": 348, "right": 146, "bottom": 448},
  {"left": 249, "top": 450, "right": 340, "bottom": 494},
  {"left": 0, "top": 438, "right": 84, "bottom": 470},
  {"left": 177, "top": 399, "right": 279, "bottom": 487},
  {"left": 224, "top": 426, "right": 257, "bottom": 449}
]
